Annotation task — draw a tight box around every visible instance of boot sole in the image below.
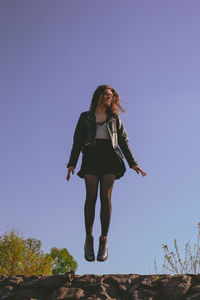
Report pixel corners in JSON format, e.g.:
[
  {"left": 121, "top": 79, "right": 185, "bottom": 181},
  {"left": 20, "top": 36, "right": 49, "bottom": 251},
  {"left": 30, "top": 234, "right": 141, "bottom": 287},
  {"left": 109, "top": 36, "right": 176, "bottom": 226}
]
[
  {"left": 97, "top": 256, "right": 108, "bottom": 262},
  {"left": 84, "top": 255, "right": 95, "bottom": 262}
]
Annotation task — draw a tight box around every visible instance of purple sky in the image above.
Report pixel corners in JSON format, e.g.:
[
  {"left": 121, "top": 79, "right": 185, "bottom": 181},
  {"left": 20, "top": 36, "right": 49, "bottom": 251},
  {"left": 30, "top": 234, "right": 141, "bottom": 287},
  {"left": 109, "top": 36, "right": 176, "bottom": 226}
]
[{"left": 1, "top": 0, "right": 200, "bottom": 275}]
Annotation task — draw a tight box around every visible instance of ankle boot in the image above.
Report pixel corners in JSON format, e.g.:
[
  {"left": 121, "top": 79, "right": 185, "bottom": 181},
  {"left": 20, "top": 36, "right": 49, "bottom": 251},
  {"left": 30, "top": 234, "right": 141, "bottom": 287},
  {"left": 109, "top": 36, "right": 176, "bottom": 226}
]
[
  {"left": 84, "top": 236, "right": 95, "bottom": 262},
  {"left": 97, "top": 236, "right": 108, "bottom": 261}
]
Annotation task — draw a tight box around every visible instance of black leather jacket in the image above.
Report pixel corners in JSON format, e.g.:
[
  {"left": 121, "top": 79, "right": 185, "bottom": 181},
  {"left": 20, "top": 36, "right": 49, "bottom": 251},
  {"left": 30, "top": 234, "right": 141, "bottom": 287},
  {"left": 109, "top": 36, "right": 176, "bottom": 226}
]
[{"left": 67, "top": 110, "right": 138, "bottom": 169}]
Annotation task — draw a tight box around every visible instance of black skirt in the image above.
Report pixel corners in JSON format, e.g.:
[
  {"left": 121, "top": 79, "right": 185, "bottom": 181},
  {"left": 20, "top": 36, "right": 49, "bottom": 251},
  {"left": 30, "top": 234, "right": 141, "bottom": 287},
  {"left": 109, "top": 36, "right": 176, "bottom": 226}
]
[{"left": 77, "top": 139, "right": 126, "bottom": 180}]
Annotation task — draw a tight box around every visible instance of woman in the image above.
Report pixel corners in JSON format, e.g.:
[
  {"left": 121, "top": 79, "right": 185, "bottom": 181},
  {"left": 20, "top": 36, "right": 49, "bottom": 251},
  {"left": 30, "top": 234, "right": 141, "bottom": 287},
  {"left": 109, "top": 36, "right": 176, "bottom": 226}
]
[{"left": 66, "top": 85, "right": 146, "bottom": 262}]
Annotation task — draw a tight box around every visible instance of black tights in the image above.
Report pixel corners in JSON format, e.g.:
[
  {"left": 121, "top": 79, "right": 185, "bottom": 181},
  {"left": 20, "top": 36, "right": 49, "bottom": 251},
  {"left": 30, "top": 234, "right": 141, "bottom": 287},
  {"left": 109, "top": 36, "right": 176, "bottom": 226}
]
[{"left": 84, "top": 174, "right": 115, "bottom": 237}]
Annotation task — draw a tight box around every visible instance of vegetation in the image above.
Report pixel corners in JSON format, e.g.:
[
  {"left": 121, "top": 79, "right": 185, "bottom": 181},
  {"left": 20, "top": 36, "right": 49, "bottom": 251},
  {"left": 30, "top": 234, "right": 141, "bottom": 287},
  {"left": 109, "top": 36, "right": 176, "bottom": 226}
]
[
  {"left": 0, "top": 229, "right": 77, "bottom": 276},
  {"left": 50, "top": 247, "right": 77, "bottom": 275},
  {"left": 160, "top": 223, "right": 200, "bottom": 274}
]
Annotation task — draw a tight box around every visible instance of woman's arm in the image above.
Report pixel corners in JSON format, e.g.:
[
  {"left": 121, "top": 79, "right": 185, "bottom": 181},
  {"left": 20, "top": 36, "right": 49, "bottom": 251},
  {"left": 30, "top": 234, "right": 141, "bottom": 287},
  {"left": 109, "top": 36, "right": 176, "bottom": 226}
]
[
  {"left": 67, "top": 112, "right": 86, "bottom": 169},
  {"left": 117, "top": 117, "right": 138, "bottom": 167},
  {"left": 117, "top": 117, "right": 146, "bottom": 177}
]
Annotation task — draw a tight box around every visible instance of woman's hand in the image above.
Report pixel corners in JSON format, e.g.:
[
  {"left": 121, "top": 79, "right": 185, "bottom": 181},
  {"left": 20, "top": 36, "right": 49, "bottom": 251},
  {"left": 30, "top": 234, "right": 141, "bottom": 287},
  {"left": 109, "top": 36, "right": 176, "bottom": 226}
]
[
  {"left": 66, "top": 167, "right": 75, "bottom": 181},
  {"left": 132, "top": 165, "right": 147, "bottom": 177}
]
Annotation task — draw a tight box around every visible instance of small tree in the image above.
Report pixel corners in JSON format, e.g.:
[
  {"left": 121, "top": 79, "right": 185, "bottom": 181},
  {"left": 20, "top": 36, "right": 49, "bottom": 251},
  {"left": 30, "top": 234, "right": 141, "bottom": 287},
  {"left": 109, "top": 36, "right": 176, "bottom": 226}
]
[
  {"left": 161, "top": 223, "right": 200, "bottom": 274},
  {"left": 0, "top": 229, "right": 77, "bottom": 276},
  {"left": 0, "top": 229, "right": 53, "bottom": 276},
  {"left": 0, "top": 229, "right": 27, "bottom": 275},
  {"left": 50, "top": 247, "right": 77, "bottom": 275}
]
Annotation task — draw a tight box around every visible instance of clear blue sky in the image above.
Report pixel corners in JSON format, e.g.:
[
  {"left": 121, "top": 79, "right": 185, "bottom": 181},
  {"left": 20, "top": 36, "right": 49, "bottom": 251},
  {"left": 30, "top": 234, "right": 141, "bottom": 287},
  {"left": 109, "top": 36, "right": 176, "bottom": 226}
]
[{"left": 1, "top": 0, "right": 200, "bottom": 275}]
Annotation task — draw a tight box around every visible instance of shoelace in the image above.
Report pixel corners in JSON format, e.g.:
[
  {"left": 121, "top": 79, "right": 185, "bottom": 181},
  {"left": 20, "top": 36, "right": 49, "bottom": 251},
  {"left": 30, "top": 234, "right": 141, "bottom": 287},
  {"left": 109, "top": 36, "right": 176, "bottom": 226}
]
[
  {"left": 86, "top": 240, "right": 94, "bottom": 252},
  {"left": 99, "top": 241, "right": 106, "bottom": 251}
]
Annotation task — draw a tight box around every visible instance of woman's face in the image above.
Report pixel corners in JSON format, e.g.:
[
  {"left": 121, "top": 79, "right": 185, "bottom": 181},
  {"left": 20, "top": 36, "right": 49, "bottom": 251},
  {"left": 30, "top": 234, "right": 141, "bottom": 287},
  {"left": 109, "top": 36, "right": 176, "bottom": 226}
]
[{"left": 99, "top": 89, "right": 113, "bottom": 108}]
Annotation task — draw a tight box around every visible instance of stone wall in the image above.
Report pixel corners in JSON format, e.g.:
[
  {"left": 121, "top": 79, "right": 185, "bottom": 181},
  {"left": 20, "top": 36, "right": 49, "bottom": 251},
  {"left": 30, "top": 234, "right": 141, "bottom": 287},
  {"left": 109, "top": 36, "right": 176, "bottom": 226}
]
[{"left": 1, "top": 271, "right": 200, "bottom": 299}]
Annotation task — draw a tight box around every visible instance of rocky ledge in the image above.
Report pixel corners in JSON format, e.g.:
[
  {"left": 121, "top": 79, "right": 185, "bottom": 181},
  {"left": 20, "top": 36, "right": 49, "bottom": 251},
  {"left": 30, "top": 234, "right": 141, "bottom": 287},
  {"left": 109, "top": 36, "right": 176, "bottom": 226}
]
[{"left": 1, "top": 271, "right": 200, "bottom": 299}]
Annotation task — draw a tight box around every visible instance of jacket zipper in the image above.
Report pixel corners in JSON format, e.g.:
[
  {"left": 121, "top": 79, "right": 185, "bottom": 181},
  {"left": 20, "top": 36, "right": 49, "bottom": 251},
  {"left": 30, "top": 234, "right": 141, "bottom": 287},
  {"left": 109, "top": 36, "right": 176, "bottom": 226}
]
[
  {"left": 107, "top": 120, "right": 113, "bottom": 146},
  {"left": 93, "top": 121, "right": 97, "bottom": 147}
]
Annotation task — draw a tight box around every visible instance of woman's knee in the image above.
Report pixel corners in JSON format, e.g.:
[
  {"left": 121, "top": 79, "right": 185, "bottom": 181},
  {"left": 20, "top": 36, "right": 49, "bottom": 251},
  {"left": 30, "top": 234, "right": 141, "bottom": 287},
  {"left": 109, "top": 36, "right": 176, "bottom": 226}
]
[{"left": 85, "top": 194, "right": 97, "bottom": 207}]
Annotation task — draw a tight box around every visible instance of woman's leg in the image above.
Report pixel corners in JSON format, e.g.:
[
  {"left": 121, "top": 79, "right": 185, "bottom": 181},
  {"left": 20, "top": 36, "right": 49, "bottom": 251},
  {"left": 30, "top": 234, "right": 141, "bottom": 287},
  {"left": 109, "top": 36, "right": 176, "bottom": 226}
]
[
  {"left": 84, "top": 174, "right": 99, "bottom": 237},
  {"left": 99, "top": 174, "right": 115, "bottom": 237},
  {"left": 97, "top": 174, "right": 115, "bottom": 261}
]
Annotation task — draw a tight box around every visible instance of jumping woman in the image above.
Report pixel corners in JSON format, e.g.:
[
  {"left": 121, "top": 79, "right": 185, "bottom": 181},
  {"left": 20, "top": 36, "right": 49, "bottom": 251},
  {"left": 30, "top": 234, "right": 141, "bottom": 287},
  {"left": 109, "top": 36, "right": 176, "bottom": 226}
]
[{"left": 66, "top": 85, "right": 146, "bottom": 262}]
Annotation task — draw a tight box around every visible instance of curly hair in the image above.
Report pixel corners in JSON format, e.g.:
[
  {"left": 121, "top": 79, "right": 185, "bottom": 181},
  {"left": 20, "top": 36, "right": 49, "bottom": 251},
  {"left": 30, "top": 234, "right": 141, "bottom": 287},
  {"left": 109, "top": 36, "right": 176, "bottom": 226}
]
[{"left": 89, "top": 85, "right": 125, "bottom": 116}]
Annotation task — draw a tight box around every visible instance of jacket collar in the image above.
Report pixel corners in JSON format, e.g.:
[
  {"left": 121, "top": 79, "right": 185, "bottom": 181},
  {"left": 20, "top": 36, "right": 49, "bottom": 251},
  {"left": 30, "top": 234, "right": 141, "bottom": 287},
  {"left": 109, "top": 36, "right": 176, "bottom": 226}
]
[{"left": 87, "top": 110, "right": 116, "bottom": 122}]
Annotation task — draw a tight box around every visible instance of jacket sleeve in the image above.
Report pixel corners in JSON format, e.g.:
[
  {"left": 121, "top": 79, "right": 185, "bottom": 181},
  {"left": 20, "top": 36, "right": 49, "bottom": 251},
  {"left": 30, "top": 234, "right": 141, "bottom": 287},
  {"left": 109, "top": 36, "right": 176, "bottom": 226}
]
[
  {"left": 117, "top": 117, "right": 138, "bottom": 168},
  {"left": 67, "top": 113, "right": 86, "bottom": 168}
]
